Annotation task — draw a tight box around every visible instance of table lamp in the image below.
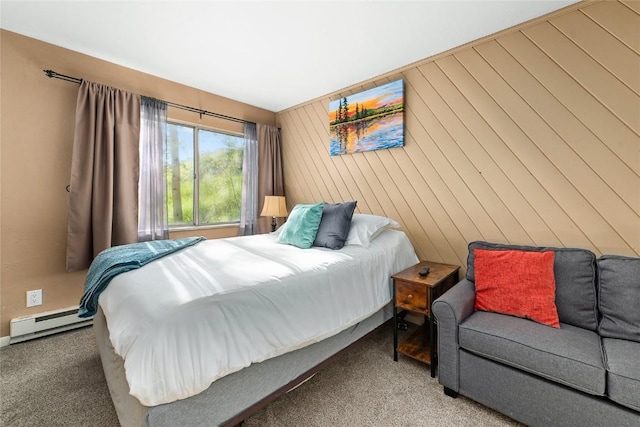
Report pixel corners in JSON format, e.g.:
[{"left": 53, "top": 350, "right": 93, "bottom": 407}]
[{"left": 260, "top": 195, "right": 288, "bottom": 232}]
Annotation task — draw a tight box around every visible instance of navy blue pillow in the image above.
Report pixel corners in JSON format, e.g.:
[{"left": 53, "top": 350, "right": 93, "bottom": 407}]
[{"left": 313, "top": 201, "right": 357, "bottom": 250}]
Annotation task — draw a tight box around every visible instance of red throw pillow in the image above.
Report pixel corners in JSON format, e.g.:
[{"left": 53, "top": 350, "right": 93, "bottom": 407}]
[{"left": 474, "top": 248, "right": 560, "bottom": 328}]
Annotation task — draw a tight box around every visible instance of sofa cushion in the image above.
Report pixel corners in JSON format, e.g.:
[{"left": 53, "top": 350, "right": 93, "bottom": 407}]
[
  {"left": 597, "top": 255, "right": 640, "bottom": 343},
  {"left": 474, "top": 249, "right": 559, "bottom": 327},
  {"left": 466, "top": 241, "right": 598, "bottom": 331},
  {"left": 459, "top": 311, "right": 606, "bottom": 396},
  {"left": 602, "top": 338, "right": 640, "bottom": 411}
]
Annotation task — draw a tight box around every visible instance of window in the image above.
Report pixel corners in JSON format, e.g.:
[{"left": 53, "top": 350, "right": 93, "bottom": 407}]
[{"left": 166, "top": 122, "right": 244, "bottom": 227}]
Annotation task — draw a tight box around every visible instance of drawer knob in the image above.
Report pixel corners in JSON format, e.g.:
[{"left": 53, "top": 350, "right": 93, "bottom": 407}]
[{"left": 407, "top": 294, "right": 413, "bottom": 299}]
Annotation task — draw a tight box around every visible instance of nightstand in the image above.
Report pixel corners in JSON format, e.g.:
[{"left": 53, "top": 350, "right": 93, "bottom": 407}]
[{"left": 392, "top": 261, "right": 460, "bottom": 377}]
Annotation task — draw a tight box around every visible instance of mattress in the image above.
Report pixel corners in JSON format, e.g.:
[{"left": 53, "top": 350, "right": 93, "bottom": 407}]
[
  {"left": 94, "top": 304, "right": 392, "bottom": 427},
  {"left": 98, "top": 229, "right": 418, "bottom": 406}
]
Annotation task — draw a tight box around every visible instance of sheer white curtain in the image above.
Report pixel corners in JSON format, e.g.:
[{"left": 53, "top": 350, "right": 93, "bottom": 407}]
[
  {"left": 238, "top": 122, "right": 258, "bottom": 236},
  {"left": 138, "top": 97, "right": 169, "bottom": 241}
]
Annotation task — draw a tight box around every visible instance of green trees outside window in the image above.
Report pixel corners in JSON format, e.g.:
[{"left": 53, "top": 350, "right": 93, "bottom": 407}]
[{"left": 166, "top": 122, "right": 244, "bottom": 226}]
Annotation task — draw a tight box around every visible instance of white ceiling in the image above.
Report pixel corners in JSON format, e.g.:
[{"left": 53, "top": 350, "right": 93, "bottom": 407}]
[{"left": 1, "top": 1, "right": 578, "bottom": 112}]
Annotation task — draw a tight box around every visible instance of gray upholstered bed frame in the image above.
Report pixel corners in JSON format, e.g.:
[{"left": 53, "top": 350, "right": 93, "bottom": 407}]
[{"left": 94, "top": 304, "right": 391, "bottom": 426}]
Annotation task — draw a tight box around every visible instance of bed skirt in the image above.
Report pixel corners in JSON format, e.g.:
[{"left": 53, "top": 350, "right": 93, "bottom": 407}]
[{"left": 94, "top": 304, "right": 392, "bottom": 427}]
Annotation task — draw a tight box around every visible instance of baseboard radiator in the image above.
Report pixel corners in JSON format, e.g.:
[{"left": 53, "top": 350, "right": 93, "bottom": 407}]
[{"left": 10, "top": 306, "right": 92, "bottom": 344}]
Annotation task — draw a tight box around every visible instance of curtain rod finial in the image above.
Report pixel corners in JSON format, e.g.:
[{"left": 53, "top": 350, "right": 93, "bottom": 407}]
[{"left": 44, "top": 70, "right": 56, "bottom": 78}]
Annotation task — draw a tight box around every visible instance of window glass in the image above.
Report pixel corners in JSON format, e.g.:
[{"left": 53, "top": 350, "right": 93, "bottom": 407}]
[
  {"left": 165, "top": 122, "right": 244, "bottom": 227},
  {"left": 198, "top": 129, "right": 244, "bottom": 224},
  {"left": 166, "top": 123, "right": 194, "bottom": 226}
]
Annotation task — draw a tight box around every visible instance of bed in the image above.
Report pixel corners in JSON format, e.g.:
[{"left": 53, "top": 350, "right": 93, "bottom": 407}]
[{"left": 92, "top": 215, "right": 418, "bottom": 426}]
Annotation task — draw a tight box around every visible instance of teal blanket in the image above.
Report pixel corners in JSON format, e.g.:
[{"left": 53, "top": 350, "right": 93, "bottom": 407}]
[{"left": 78, "top": 237, "right": 206, "bottom": 318}]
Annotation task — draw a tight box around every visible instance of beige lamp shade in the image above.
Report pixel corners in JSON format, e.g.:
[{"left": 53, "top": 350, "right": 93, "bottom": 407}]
[{"left": 260, "top": 196, "right": 288, "bottom": 218}]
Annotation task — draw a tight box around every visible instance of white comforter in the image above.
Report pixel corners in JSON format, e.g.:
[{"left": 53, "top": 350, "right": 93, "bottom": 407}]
[{"left": 99, "top": 229, "right": 418, "bottom": 406}]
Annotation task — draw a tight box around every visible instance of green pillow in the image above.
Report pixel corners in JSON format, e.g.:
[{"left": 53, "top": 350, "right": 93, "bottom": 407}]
[{"left": 277, "top": 202, "right": 325, "bottom": 249}]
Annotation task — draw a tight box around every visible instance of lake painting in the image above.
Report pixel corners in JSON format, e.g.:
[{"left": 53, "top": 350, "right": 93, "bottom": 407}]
[{"left": 329, "top": 79, "right": 404, "bottom": 156}]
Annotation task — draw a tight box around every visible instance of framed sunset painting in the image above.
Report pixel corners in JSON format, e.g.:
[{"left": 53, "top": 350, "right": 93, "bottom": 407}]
[{"left": 329, "top": 79, "right": 404, "bottom": 156}]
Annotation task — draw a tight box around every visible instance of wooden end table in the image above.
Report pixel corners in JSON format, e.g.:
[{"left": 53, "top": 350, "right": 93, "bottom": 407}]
[{"left": 392, "top": 261, "right": 460, "bottom": 377}]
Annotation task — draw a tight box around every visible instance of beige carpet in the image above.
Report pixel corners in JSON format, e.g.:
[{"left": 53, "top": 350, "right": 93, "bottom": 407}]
[{"left": 0, "top": 323, "right": 521, "bottom": 426}]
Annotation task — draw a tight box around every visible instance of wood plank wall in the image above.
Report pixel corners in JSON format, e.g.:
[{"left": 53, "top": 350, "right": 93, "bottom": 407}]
[{"left": 276, "top": 0, "right": 640, "bottom": 270}]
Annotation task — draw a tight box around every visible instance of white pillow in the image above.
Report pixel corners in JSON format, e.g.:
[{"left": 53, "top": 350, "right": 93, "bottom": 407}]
[
  {"left": 272, "top": 224, "right": 284, "bottom": 237},
  {"left": 345, "top": 214, "right": 400, "bottom": 247}
]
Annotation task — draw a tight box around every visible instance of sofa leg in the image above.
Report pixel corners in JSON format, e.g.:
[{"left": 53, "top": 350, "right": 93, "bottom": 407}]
[{"left": 443, "top": 387, "right": 459, "bottom": 398}]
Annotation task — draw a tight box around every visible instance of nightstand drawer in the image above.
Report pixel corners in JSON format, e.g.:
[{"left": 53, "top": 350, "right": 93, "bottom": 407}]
[{"left": 395, "top": 280, "right": 428, "bottom": 313}]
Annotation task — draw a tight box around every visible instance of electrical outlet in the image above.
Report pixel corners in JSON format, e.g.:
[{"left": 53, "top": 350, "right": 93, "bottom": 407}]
[{"left": 26, "top": 289, "right": 43, "bottom": 307}]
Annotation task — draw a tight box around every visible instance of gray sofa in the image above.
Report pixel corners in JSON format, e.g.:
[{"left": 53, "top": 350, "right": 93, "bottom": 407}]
[{"left": 432, "top": 241, "right": 640, "bottom": 427}]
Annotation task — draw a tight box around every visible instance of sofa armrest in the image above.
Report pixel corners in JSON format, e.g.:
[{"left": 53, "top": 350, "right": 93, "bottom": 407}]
[{"left": 432, "top": 278, "right": 476, "bottom": 393}]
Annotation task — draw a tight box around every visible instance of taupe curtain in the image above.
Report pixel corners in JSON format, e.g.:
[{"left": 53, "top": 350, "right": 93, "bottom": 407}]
[
  {"left": 257, "top": 124, "right": 284, "bottom": 234},
  {"left": 66, "top": 81, "right": 141, "bottom": 272}
]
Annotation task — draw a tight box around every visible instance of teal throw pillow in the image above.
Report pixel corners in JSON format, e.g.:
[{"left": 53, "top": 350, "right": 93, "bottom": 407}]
[{"left": 277, "top": 202, "right": 325, "bottom": 249}]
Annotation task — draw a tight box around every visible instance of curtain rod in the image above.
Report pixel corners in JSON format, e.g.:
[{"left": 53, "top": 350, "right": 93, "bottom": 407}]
[{"left": 44, "top": 69, "right": 250, "bottom": 125}]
